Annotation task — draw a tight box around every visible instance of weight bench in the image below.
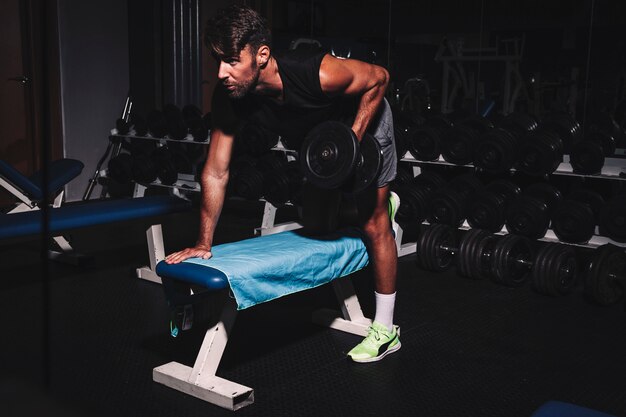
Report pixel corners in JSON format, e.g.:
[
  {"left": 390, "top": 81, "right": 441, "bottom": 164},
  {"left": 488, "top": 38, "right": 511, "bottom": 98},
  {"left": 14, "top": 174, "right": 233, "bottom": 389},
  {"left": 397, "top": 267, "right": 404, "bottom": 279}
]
[
  {"left": 1, "top": 158, "right": 85, "bottom": 258},
  {"left": 153, "top": 226, "right": 392, "bottom": 411},
  {"left": 0, "top": 158, "right": 84, "bottom": 213},
  {"left": 0, "top": 195, "right": 191, "bottom": 269}
]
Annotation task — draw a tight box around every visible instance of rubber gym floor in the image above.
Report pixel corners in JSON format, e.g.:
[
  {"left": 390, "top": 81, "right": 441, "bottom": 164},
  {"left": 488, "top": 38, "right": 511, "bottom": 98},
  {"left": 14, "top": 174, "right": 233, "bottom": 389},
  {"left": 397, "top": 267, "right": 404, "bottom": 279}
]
[{"left": 1, "top": 198, "right": 625, "bottom": 417}]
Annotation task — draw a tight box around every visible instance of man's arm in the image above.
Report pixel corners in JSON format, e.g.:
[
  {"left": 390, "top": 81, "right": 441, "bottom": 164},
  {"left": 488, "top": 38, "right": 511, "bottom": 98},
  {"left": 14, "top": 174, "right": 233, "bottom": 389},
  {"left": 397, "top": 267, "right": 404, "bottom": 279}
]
[
  {"left": 164, "top": 87, "right": 236, "bottom": 264},
  {"left": 318, "top": 54, "right": 389, "bottom": 140}
]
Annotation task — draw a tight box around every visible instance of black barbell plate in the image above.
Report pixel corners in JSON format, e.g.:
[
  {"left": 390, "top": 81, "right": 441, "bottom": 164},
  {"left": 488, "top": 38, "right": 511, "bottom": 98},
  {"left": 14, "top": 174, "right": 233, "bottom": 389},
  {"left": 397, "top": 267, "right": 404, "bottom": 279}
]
[
  {"left": 552, "top": 201, "right": 595, "bottom": 244},
  {"left": 301, "top": 121, "right": 358, "bottom": 190},
  {"left": 506, "top": 195, "right": 550, "bottom": 239},
  {"left": 107, "top": 153, "right": 133, "bottom": 184},
  {"left": 440, "top": 126, "right": 476, "bottom": 165},
  {"left": 570, "top": 140, "right": 605, "bottom": 175},
  {"left": 408, "top": 127, "right": 442, "bottom": 161},
  {"left": 466, "top": 191, "right": 507, "bottom": 233},
  {"left": 584, "top": 243, "right": 626, "bottom": 305},
  {"left": 599, "top": 194, "right": 626, "bottom": 243},
  {"left": 457, "top": 228, "right": 491, "bottom": 279},
  {"left": 532, "top": 243, "right": 578, "bottom": 296},
  {"left": 490, "top": 234, "right": 533, "bottom": 286},
  {"left": 417, "top": 224, "right": 456, "bottom": 272}
]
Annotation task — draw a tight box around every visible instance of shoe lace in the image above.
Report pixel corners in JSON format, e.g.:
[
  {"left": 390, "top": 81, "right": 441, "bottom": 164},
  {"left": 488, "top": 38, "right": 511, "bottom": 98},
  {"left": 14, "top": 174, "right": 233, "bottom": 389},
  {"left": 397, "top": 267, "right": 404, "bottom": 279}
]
[{"left": 362, "top": 326, "right": 383, "bottom": 347}]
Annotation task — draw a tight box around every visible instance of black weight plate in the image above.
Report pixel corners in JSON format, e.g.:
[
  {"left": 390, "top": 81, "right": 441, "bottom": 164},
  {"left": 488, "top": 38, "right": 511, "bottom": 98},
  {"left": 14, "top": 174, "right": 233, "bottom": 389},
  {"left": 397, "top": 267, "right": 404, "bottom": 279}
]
[
  {"left": 466, "top": 191, "right": 506, "bottom": 232},
  {"left": 131, "top": 152, "right": 158, "bottom": 184},
  {"left": 599, "top": 195, "right": 626, "bottom": 243},
  {"left": 532, "top": 243, "right": 577, "bottom": 296},
  {"left": 300, "top": 121, "right": 358, "bottom": 190},
  {"left": 448, "top": 173, "right": 483, "bottom": 195},
  {"left": 430, "top": 190, "right": 465, "bottom": 227},
  {"left": 440, "top": 126, "right": 476, "bottom": 165},
  {"left": 408, "top": 127, "right": 442, "bottom": 161},
  {"left": 457, "top": 228, "right": 490, "bottom": 279},
  {"left": 472, "top": 232, "right": 497, "bottom": 280},
  {"left": 584, "top": 243, "right": 626, "bottom": 305},
  {"left": 498, "top": 112, "right": 538, "bottom": 138},
  {"left": 396, "top": 186, "right": 432, "bottom": 224},
  {"left": 524, "top": 183, "right": 562, "bottom": 212},
  {"left": 505, "top": 195, "right": 550, "bottom": 239},
  {"left": 570, "top": 140, "right": 605, "bottom": 175},
  {"left": 473, "top": 128, "right": 518, "bottom": 174},
  {"left": 568, "top": 188, "right": 605, "bottom": 222},
  {"left": 417, "top": 224, "right": 456, "bottom": 272},
  {"left": 490, "top": 234, "right": 533, "bottom": 286},
  {"left": 552, "top": 201, "right": 595, "bottom": 244},
  {"left": 460, "top": 115, "right": 494, "bottom": 133},
  {"left": 412, "top": 170, "right": 448, "bottom": 192},
  {"left": 485, "top": 179, "right": 521, "bottom": 204},
  {"left": 346, "top": 133, "right": 382, "bottom": 194},
  {"left": 518, "top": 131, "right": 562, "bottom": 176}
]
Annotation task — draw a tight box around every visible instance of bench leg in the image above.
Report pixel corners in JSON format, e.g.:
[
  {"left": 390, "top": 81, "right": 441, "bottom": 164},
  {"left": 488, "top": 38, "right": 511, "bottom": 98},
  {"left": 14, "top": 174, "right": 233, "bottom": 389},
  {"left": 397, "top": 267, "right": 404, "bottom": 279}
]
[
  {"left": 136, "top": 224, "right": 164, "bottom": 284},
  {"left": 153, "top": 298, "right": 254, "bottom": 410},
  {"left": 312, "top": 278, "right": 372, "bottom": 337}
]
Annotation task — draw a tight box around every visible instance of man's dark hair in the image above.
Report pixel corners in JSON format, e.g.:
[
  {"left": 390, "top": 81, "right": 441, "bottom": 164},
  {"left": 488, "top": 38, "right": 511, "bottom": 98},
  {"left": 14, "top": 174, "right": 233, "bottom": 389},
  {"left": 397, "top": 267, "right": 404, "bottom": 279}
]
[{"left": 204, "top": 5, "right": 271, "bottom": 59}]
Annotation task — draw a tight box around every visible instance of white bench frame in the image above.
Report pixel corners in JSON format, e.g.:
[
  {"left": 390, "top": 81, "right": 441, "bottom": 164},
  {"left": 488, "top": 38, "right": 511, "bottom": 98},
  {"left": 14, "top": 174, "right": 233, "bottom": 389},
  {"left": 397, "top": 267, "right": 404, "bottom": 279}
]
[{"left": 143, "top": 200, "right": 401, "bottom": 410}]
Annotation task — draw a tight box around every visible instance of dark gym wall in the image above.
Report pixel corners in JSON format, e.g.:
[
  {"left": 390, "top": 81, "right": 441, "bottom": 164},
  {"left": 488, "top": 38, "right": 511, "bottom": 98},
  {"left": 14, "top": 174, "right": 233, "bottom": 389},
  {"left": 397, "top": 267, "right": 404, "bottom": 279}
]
[{"left": 57, "top": 0, "right": 130, "bottom": 201}]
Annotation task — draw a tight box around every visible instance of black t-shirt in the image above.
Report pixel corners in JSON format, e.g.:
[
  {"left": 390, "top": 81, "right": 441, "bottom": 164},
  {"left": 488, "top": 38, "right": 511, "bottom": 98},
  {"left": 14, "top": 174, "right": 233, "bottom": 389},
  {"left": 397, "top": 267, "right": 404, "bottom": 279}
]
[{"left": 229, "top": 50, "right": 358, "bottom": 149}]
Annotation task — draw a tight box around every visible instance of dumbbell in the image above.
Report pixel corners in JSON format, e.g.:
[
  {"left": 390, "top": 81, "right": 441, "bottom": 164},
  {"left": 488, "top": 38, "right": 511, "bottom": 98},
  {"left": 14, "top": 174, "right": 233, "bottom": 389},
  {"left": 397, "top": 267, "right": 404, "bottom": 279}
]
[
  {"left": 406, "top": 115, "right": 453, "bottom": 161},
  {"left": 517, "top": 112, "right": 582, "bottom": 176},
  {"left": 417, "top": 225, "right": 578, "bottom": 294},
  {"left": 107, "top": 152, "right": 133, "bottom": 184},
  {"left": 473, "top": 111, "right": 538, "bottom": 174},
  {"left": 394, "top": 170, "right": 447, "bottom": 226},
  {"left": 131, "top": 113, "right": 149, "bottom": 136},
  {"left": 506, "top": 182, "right": 562, "bottom": 239},
  {"left": 440, "top": 115, "right": 493, "bottom": 165},
  {"left": 151, "top": 146, "right": 194, "bottom": 186},
  {"left": 429, "top": 173, "right": 482, "bottom": 227},
  {"left": 466, "top": 179, "right": 521, "bottom": 233},
  {"left": 182, "top": 104, "right": 209, "bottom": 142},
  {"left": 146, "top": 109, "right": 169, "bottom": 138},
  {"left": 584, "top": 243, "right": 626, "bottom": 306},
  {"left": 551, "top": 188, "right": 605, "bottom": 244},
  {"left": 263, "top": 160, "right": 304, "bottom": 207},
  {"left": 570, "top": 127, "right": 617, "bottom": 175},
  {"left": 599, "top": 194, "right": 626, "bottom": 243},
  {"left": 300, "top": 121, "right": 382, "bottom": 194},
  {"left": 163, "top": 104, "right": 188, "bottom": 140}
]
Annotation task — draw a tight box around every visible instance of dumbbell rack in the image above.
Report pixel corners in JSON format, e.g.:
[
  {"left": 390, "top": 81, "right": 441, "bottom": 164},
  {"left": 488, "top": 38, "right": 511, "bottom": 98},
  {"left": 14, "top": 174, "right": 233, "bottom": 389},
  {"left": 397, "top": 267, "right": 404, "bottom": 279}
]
[
  {"left": 397, "top": 150, "right": 626, "bottom": 255},
  {"left": 100, "top": 131, "right": 209, "bottom": 199}
]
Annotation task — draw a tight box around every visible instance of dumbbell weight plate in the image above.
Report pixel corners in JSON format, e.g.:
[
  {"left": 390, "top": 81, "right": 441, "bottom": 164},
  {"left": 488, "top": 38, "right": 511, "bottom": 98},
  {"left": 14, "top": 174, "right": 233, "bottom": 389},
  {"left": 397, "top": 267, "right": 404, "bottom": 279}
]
[
  {"left": 506, "top": 195, "right": 550, "bottom": 239},
  {"left": 599, "top": 194, "right": 626, "bottom": 243},
  {"left": 584, "top": 243, "right": 626, "bottom": 305},
  {"left": 532, "top": 243, "right": 578, "bottom": 296},
  {"left": 456, "top": 228, "right": 496, "bottom": 279},
  {"left": 408, "top": 127, "right": 442, "bottom": 161},
  {"left": 466, "top": 191, "right": 506, "bottom": 233},
  {"left": 570, "top": 140, "right": 605, "bottom": 175},
  {"left": 344, "top": 133, "right": 382, "bottom": 194},
  {"left": 490, "top": 234, "right": 533, "bottom": 286},
  {"left": 551, "top": 201, "right": 595, "bottom": 244},
  {"left": 107, "top": 153, "right": 133, "bottom": 184},
  {"left": 300, "top": 121, "right": 359, "bottom": 190},
  {"left": 417, "top": 224, "right": 457, "bottom": 272}
]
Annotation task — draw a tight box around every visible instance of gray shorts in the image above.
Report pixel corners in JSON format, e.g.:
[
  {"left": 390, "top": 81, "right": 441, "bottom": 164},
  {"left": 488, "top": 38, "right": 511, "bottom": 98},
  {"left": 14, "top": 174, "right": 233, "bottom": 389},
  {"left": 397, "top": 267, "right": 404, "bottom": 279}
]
[{"left": 367, "top": 98, "right": 397, "bottom": 187}]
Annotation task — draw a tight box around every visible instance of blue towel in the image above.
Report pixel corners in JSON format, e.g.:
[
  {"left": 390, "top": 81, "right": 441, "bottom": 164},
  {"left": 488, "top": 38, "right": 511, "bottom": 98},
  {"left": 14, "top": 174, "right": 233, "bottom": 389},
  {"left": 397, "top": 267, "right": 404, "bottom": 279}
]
[{"left": 183, "top": 228, "right": 369, "bottom": 310}]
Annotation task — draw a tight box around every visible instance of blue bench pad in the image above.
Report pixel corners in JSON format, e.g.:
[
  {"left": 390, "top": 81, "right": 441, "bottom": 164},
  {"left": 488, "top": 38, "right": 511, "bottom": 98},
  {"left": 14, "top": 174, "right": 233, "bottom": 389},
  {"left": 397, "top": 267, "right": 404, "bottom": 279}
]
[
  {"left": 0, "top": 195, "right": 191, "bottom": 239},
  {"left": 0, "top": 158, "right": 84, "bottom": 200},
  {"left": 156, "top": 228, "right": 369, "bottom": 310}
]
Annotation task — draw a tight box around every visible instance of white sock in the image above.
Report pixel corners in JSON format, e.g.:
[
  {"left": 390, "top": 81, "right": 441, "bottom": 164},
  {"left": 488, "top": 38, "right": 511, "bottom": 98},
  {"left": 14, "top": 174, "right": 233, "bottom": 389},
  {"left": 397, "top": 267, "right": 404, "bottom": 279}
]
[{"left": 373, "top": 291, "right": 396, "bottom": 331}]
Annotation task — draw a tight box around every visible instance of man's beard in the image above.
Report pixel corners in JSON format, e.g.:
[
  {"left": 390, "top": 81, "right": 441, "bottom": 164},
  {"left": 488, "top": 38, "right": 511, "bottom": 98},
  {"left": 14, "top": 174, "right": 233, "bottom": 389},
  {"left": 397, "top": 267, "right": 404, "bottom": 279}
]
[{"left": 226, "top": 64, "right": 260, "bottom": 99}]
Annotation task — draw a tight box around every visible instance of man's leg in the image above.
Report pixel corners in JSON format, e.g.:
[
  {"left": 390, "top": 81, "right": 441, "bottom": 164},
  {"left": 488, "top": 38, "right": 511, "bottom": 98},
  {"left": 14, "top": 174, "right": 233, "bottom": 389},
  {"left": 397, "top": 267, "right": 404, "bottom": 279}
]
[{"left": 347, "top": 184, "right": 401, "bottom": 363}]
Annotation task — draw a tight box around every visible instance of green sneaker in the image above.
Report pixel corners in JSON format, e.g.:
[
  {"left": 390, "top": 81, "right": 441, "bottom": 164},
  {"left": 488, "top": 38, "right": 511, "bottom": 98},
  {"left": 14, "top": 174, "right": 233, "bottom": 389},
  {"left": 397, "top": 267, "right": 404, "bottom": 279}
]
[
  {"left": 348, "top": 321, "right": 401, "bottom": 363},
  {"left": 388, "top": 191, "right": 400, "bottom": 225}
]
